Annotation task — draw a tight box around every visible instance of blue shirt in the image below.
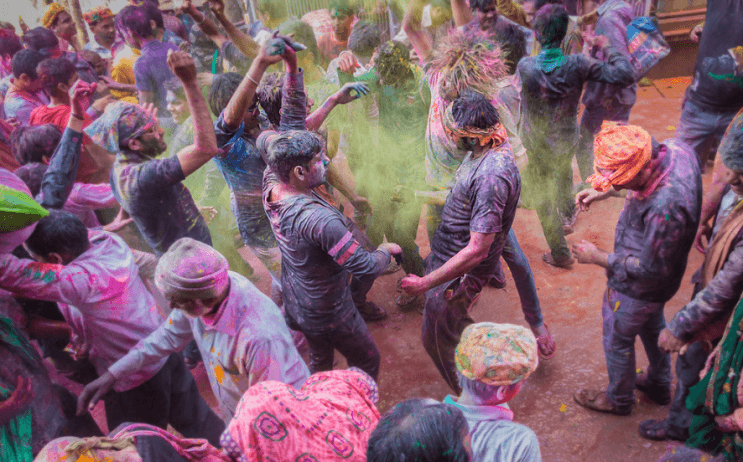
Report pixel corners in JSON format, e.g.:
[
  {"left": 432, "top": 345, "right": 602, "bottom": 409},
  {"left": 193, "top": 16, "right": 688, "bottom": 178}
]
[{"left": 133, "top": 39, "right": 179, "bottom": 111}]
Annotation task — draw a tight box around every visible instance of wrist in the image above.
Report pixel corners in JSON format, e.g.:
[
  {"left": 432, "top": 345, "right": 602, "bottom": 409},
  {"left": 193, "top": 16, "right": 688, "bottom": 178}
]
[{"left": 70, "top": 111, "right": 84, "bottom": 120}]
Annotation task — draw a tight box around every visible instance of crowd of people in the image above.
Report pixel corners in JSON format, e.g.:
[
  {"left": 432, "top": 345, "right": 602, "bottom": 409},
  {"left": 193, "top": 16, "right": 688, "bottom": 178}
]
[{"left": 0, "top": 0, "right": 742, "bottom": 460}]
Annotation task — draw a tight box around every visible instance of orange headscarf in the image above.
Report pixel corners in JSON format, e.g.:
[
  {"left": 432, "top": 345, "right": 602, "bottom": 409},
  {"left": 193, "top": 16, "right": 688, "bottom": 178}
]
[{"left": 588, "top": 122, "right": 652, "bottom": 192}]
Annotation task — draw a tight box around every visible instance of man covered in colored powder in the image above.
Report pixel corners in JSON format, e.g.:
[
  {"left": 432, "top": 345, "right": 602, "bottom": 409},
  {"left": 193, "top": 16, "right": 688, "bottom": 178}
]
[
  {"left": 404, "top": 8, "right": 555, "bottom": 360},
  {"left": 83, "top": 6, "right": 123, "bottom": 61},
  {"left": 399, "top": 91, "right": 522, "bottom": 393},
  {"left": 318, "top": 0, "right": 357, "bottom": 66},
  {"left": 572, "top": 123, "right": 702, "bottom": 415},
  {"left": 85, "top": 50, "right": 218, "bottom": 256},
  {"left": 639, "top": 109, "right": 743, "bottom": 441},
  {"left": 78, "top": 237, "right": 310, "bottom": 422},
  {"left": 445, "top": 322, "right": 542, "bottom": 461},
  {"left": 262, "top": 127, "right": 402, "bottom": 381},
  {"left": 517, "top": 4, "right": 634, "bottom": 268}
]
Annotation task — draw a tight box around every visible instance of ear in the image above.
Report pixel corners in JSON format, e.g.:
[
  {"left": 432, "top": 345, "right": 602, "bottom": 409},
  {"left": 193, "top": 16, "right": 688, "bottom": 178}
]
[
  {"left": 57, "top": 81, "right": 69, "bottom": 95},
  {"left": 47, "top": 253, "right": 64, "bottom": 264},
  {"left": 292, "top": 164, "right": 305, "bottom": 181},
  {"left": 127, "top": 138, "right": 142, "bottom": 151},
  {"left": 150, "top": 20, "right": 157, "bottom": 30}
]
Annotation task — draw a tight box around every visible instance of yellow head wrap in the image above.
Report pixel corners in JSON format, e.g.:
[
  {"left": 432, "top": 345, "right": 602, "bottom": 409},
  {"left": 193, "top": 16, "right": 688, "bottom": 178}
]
[{"left": 41, "top": 3, "right": 67, "bottom": 28}]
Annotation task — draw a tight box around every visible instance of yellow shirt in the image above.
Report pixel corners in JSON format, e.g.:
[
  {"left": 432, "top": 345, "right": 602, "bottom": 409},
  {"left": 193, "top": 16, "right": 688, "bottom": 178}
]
[{"left": 111, "top": 46, "right": 141, "bottom": 104}]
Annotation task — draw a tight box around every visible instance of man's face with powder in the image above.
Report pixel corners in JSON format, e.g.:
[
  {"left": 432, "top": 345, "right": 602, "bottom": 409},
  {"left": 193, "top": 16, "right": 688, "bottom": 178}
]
[
  {"left": 474, "top": 0, "right": 499, "bottom": 30},
  {"left": 167, "top": 295, "right": 220, "bottom": 318}
]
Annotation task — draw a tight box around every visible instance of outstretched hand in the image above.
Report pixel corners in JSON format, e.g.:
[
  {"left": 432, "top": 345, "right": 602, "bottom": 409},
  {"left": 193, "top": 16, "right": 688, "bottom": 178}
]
[
  {"left": 338, "top": 52, "right": 361, "bottom": 75},
  {"left": 400, "top": 274, "right": 428, "bottom": 296},
  {"left": 77, "top": 371, "right": 116, "bottom": 416},
  {"left": 209, "top": 0, "right": 225, "bottom": 17},
  {"left": 334, "top": 82, "right": 369, "bottom": 105},
  {"left": 167, "top": 49, "right": 198, "bottom": 85}
]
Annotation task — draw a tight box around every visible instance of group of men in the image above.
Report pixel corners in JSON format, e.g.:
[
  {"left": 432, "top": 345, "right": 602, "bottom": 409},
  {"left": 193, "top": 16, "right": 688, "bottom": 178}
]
[{"left": 0, "top": 0, "right": 742, "bottom": 459}]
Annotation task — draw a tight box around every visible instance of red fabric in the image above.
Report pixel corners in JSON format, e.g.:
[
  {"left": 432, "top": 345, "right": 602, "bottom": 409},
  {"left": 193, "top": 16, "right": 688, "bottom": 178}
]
[{"left": 29, "top": 105, "right": 100, "bottom": 184}]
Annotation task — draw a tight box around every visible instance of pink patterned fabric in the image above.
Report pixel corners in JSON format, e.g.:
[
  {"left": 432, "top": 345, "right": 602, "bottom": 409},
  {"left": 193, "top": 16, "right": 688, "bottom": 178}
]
[{"left": 226, "top": 369, "right": 380, "bottom": 462}]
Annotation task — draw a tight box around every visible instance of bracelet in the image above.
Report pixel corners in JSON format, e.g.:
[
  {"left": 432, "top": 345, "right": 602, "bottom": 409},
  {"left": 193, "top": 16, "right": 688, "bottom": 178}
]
[
  {"left": 195, "top": 11, "right": 206, "bottom": 25},
  {"left": 70, "top": 112, "right": 84, "bottom": 121},
  {"left": 247, "top": 74, "right": 260, "bottom": 86}
]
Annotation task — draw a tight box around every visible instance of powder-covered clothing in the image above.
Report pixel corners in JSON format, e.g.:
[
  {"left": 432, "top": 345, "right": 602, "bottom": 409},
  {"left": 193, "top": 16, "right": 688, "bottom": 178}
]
[
  {"left": 582, "top": 0, "right": 638, "bottom": 111},
  {"left": 668, "top": 188, "right": 743, "bottom": 341},
  {"left": 133, "top": 39, "right": 179, "bottom": 111},
  {"left": 685, "top": 0, "right": 743, "bottom": 112},
  {"left": 317, "top": 31, "right": 348, "bottom": 63},
  {"left": 64, "top": 182, "right": 118, "bottom": 227},
  {"left": 4, "top": 84, "right": 49, "bottom": 127},
  {"left": 29, "top": 104, "right": 103, "bottom": 184},
  {"left": 110, "top": 149, "right": 212, "bottom": 255},
  {"left": 263, "top": 170, "right": 391, "bottom": 333},
  {"left": 608, "top": 139, "right": 702, "bottom": 303},
  {"left": 443, "top": 396, "right": 541, "bottom": 462},
  {"left": 517, "top": 46, "right": 635, "bottom": 155},
  {"left": 111, "top": 45, "right": 140, "bottom": 103},
  {"left": 108, "top": 271, "right": 310, "bottom": 421},
  {"left": 430, "top": 143, "right": 521, "bottom": 281},
  {"left": 0, "top": 231, "right": 168, "bottom": 392},
  {"left": 83, "top": 39, "right": 124, "bottom": 61}
]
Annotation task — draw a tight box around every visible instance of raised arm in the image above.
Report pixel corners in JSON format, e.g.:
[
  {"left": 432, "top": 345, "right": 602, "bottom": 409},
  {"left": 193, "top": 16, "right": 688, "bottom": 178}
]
[
  {"left": 209, "top": 0, "right": 260, "bottom": 59},
  {"left": 403, "top": 0, "right": 434, "bottom": 64},
  {"left": 169, "top": 51, "right": 220, "bottom": 177},
  {"left": 306, "top": 83, "right": 369, "bottom": 132},
  {"left": 180, "top": 0, "right": 228, "bottom": 48},
  {"left": 584, "top": 36, "right": 635, "bottom": 87},
  {"left": 451, "top": 0, "right": 474, "bottom": 28}
]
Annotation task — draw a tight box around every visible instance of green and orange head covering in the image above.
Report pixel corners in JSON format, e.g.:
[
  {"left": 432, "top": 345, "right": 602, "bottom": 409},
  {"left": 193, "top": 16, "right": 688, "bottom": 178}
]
[
  {"left": 83, "top": 7, "right": 115, "bottom": 26},
  {"left": 588, "top": 122, "right": 652, "bottom": 192},
  {"left": 41, "top": 3, "right": 67, "bottom": 28}
]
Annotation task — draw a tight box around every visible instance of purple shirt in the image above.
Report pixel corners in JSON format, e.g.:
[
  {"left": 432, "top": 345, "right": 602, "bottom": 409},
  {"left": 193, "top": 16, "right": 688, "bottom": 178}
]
[
  {"left": 607, "top": 139, "right": 702, "bottom": 303},
  {"left": 431, "top": 142, "right": 521, "bottom": 281},
  {"left": 133, "top": 39, "right": 178, "bottom": 111}
]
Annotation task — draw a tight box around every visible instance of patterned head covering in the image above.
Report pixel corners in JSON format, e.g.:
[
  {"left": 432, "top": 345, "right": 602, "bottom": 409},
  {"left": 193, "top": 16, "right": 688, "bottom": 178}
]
[
  {"left": 41, "top": 3, "right": 67, "bottom": 28},
  {"left": 34, "top": 436, "right": 141, "bottom": 462},
  {"left": 223, "top": 369, "right": 380, "bottom": 462},
  {"left": 83, "top": 7, "right": 114, "bottom": 26},
  {"left": 84, "top": 102, "right": 156, "bottom": 154},
  {"left": 587, "top": 122, "right": 652, "bottom": 192},
  {"left": 443, "top": 101, "right": 509, "bottom": 148},
  {"left": 719, "top": 108, "right": 743, "bottom": 172},
  {"left": 455, "top": 322, "right": 539, "bottom": 386},
  {"left": 155, "top": 238, "right": 229, "bottom": 301}
]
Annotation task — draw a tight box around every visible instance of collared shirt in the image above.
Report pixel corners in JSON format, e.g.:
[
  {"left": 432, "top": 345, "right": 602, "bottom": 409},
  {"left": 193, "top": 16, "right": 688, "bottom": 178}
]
[
  {"left": 582, "top": 0, "right": 638, "bottom": 110},
  {"left": 443, "top": 395, "right": 541, "bottom": 462},
  {"left": 607, "top": 139, "right": 702, "bottom": 303},
  {"left": 4, "top": 84, "right": 49, "bottom": 126},
  {"left": 133, "top": 39, "right": 179, "bottom": 111},
  {"left": 0, "top": 231, "right": 167, "bottom": 392},
  {"left": 108, "top": 272, "right": 310, "bottom": 421},
  {"left": 83, "top": 39, "right": 125, "bottom": 60},
  {"left": 110, "top": 149, "right": 212, "bottom": 255}
]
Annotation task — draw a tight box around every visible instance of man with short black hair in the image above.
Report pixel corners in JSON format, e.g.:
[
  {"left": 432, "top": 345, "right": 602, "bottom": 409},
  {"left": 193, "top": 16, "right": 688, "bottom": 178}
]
[
  {"left": 4, "top": 49, "right": 48, "bottom": 126},
  {"left": 83, "top": 7, "right": 123, "bottom": 60},
  {"left": 318, "top": 0, "right": 356, "bottom": 64}
]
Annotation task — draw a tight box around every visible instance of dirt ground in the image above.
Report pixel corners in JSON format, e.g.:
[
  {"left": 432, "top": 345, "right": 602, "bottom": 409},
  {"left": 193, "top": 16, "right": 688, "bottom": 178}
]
[{"left": 74, "top": 76, "right": 705, "bottom": 461}]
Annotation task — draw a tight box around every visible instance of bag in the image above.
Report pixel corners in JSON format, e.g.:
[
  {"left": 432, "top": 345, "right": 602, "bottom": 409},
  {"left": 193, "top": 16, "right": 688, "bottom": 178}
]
[{"left": 626, "top": 16, "right": 671, "bottom": 80}]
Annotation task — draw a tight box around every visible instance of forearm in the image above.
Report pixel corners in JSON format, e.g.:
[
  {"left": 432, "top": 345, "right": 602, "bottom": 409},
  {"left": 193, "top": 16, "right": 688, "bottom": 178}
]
[
  {"left": 184, "top": 80, "right": 217, "bottom": 154},
  {"left": 27, "top": 318, "right": 72, "bottom": 340},
  {"left": 451, "top": 0, "right": 474, "bottom": 27},
  {"left": 279, "top": 70, "right": 306, "bottom": 131},
  {"left": 421, "top": 245, "right": 486, "bottom": 290},
  {"left": 223, "top": 59, "right": 268, "bottom": 127},
  {"left": 588, "top": 249, "right": 611, "bottom": 268},
  {"left": 414, "top": 190, "right": 449, "bottom": 207},
  {"left": 38, "top": 127, "right": 83, "bottom": 209},
  {"left": 327, "top": 163, "right": 355, "bottom": 200},
  {"left": 701, "top": 159, "right": 727, "bottom": 225},
  {"left": 306, "top": 95, "right": 338, "bottom": 132},
  {"left": 189, "top": 8, "right": 227, "bottom": 47},
  {"left": 214, "top": 11, "right": 259, "bottom": 58},
  {"left": 403, "top": 0, "right": 433, "bottom": 62}
]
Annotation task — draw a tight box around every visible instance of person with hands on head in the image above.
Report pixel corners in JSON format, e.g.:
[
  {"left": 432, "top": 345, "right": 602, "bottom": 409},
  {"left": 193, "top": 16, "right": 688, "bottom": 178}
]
[
  {"left": 84, "top": 49, "right": 218, "bottom": 256},
  {"left": 572, "top": 123, "right": 702, "bottom": 416}
]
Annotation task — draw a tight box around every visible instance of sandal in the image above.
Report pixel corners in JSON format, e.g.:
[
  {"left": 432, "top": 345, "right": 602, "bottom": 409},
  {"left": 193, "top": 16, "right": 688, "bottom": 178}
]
[
  {"left": 396, "top": 292, "right": 420, "bottom": 309},
  {"left": 574, "top": 389, "right": 632, "bottom": 415},
  {"left": 638, "top": 419, "right": 687, "bottom": 442},
  {"left": 532, "top": 324, "right": 557, "bottom": 360},
  {"left": 542, "top": 252, "right": 575, "bottom": 269}
]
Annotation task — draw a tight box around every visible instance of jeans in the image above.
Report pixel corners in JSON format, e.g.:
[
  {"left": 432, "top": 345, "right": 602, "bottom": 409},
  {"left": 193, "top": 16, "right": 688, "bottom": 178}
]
[
  {"left": 302, "top": 310, "right": 381, "bottom": 381},
  {"left": 104, "top": 353, "right": 225, "bottom": 446},
  {"left": 422, "top": 256, "right": 484, "bottom": 393},
  {"left": 675, "top": 100, "right": 739, "bottom": 166},
  {"left": 578, "top": 104, "right": 633, "bottom": 181},
  {"left": 602, "top": 288, "right": 672, "bottom": 409}
]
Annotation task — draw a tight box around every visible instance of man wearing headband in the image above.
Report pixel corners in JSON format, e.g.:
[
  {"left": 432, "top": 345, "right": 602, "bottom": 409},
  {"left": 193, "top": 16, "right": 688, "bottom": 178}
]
[
  {"left": 83, "top": 7, "right": 122, "bottom": 60},
  {"left": 572, "top": 123, "right": 702, "bottom": 415},
  {"left": 638, "top": 109, "right": 743, "bottom": 442},
  {"left": 41, "top": 3, "right": 79, "bottom": 52},
  {"left": 78, "top": 237, "right": 309, "bottom": 422},
  {"left": 399, "top": 90, "right": 522, "bottom": 394},
  {"left": 85, "top": 50, "right": 218, "bottom": 256}
]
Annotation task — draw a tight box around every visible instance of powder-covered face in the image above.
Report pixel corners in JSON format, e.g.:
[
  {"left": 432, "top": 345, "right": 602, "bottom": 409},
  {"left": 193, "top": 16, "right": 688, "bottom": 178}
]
[
  {"left": 166, "top": 91, "right": 189, "bottom": 124},
  {"left": 474, "top": 0, "right": 499, "bottom": 30},
  {"left": 167, "top": 296, "right": 215, "bottom": 318},
  {"left": 136, "top": 123, "right": 167, "bottom": 156},
  {"left": 723, "top": 165, "right": 743, "bottom": 196},
  {"left": 55, "top": 11, "right": 77, "bottom": 38},
  {"left": 304, "top": 148, "right": 330, "bottom": 188}
]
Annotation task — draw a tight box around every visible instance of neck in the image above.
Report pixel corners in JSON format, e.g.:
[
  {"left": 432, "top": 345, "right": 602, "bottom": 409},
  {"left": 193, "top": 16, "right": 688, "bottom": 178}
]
[
  {"left": 471, "top": 143, "right": 491, "bottom": 158},
  {"left": 155, "top": 28, "right": 165, "bottom": 42},
  {"left": 50, "top": 92, "right": 69, "bottom": 107},
  {"left": 272, "top": 180, "right": 313, "bottom": 202},
  {"left": 96, "top": 35, "right": 115, "bottom": 49},
  {"left": 139, "top": 36, "right": 156, "bottom": 47}
]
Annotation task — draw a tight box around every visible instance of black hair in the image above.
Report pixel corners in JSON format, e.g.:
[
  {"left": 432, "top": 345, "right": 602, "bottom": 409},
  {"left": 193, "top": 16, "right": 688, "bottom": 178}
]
[
  {"left": 26, "top": 210, "right": 90, "bottom": 259},
  {"left": 493, "top": 21, "right": 527, "bottom": 75},
  {"left": 11, "top": 124, "right": 63, "bottom": 165},
  {"left": 267, "top": 130, "right": 324, "bottom": 183},
  {"left": 329, "top": 0, "right": 355, "bottom": 17},
  {"left": 278, "top": 19, "right": 321, "bottom": 66},
  {"left": 118, "top": 5, "right": 154, "bottom": 40},
  {"left": 529, "top": 0, "right": 560, "bottom": 11},
  {"left": 0, "top": 31, "right": 23, "bottom": 59},
  {"left": 11, "top": 49, "right": 44, "bottom": 80},
  {"left": 347, "top": 21, "right": 381, "bottom": 58},
  {"left": 208, "top": 72, "right": 243, "bottom": 117},
  {"left": 14, "top": 162, "right": 47, "bottom": 197},
  {"left": 256, "top": 72, "right": 284, "bottom": 127},
  {"left": 20, "top": 28, "right": 59, "bottom": 53},
  {"left": 257, "top": 0, "right": 288, "bottom": 21},
  {"left": 36, "top": 57, "right": 76, "bottom": 94},
  {"left": 141, "top": 2, "right": 165, "bottom": 30},
  {"left": 367, "top": 398, "right": 470, "bottom": 462},
  {"left": 164, "top": 77, "right": 185, "bottom": 100},
  {"left": 532, "top": 4, "right": 569, "bottom": 49},
  {"left": 470, "top": 0, "right": 496, "bottom": 12},
  {"left": 452, "top": 89, "right": 500, "bottom": 129}
]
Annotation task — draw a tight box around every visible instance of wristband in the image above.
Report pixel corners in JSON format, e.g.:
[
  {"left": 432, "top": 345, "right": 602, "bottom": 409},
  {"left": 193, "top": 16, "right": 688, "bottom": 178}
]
[
  {"left": 70, "top": 112, "right": 84, "bottom": 121},
  {"left": 247, "top": 74, "right": 260, "bottom": 86}
]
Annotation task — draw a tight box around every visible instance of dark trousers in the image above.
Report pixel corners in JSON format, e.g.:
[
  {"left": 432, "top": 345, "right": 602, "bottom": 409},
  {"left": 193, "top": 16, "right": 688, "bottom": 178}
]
[
  {"left": 421, "top": 256, "right": 484, "bottom": 394},
  {"left": 104, "top": 353, "right": 225, "bottom": 447},
  {"left": 666, "top": 341, "right": 709, "bottom": 437},
  {"left": 302, "top": 310, "right": 381, "bottom": 381}
]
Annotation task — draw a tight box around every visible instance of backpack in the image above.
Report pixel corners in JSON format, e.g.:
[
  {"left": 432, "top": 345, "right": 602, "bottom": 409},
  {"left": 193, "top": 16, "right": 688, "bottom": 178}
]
[{"left": 626, "top": 16, "right": 671, "bottom": 80}]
